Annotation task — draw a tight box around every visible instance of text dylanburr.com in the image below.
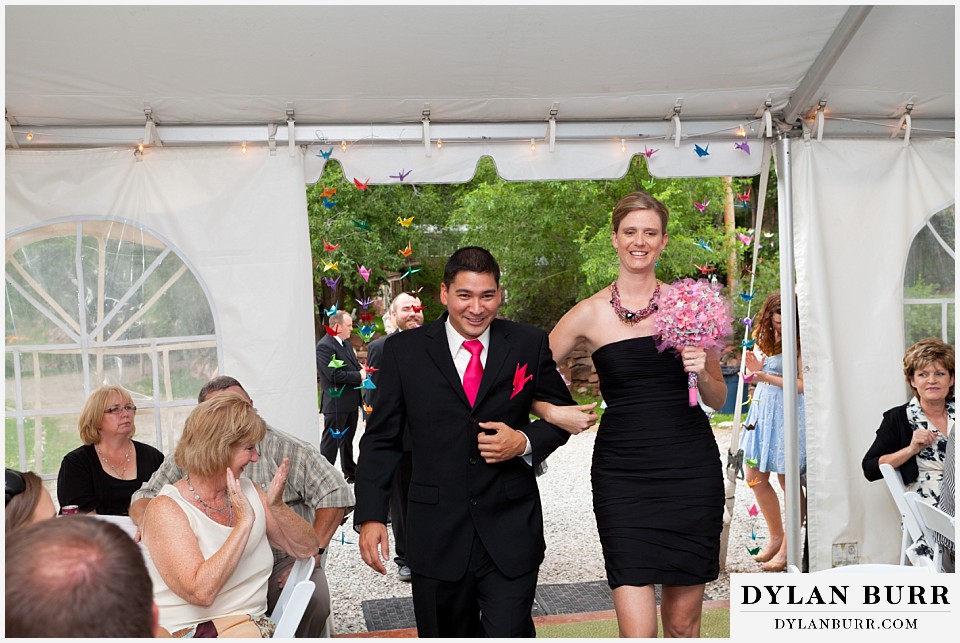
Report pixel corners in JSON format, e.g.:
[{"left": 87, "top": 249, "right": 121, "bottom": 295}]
[{"left": 730, "top": 573, "right": 958, "bottom": 639}]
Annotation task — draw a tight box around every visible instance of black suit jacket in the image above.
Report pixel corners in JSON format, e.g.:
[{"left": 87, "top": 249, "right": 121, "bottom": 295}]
[
  {"left": 365, "top": 331, "right": 413, "bottom": 451},
  {"left": 316, "top": 334, "right": 363, "bottom": 412},
  {"left": 354, "top": 314, "right": 575, "bottom": 581}
]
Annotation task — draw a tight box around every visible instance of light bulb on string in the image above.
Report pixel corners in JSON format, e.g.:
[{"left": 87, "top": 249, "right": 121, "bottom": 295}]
[
  {"left": 25, "top": 132, "right": 34, "bottom": 141},
  {"left": 530, "top": 138, "right": 536, "bottom": 151},
  {"left": 436, "top": 138, "right": 443, "bottom": 149},
  {"left": 138, "top": 142, "right": 144, "bottom": 153},
  {"left": 737, "top": 125, "right": 746, "bottom": 138},
  {"left": 621, "top": 138, "right": 626, "bottom": 153},
  {"left": 340, "top": 140, "right": 347, "bottom": 151},
  {"left": 241, "top": 140, "right": 247, "bottom": 155}
]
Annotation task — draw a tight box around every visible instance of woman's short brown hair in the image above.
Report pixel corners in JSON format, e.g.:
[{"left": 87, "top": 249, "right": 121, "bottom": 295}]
[
  {"left": 903, "top": 337, "right": 955, "bottom": 399},
  {"left": 174, "top": 391, "right": 266, "bottom": 478},
  {"left": 611, "top": 191, "right": 670, "bottom": 234},
  {"left": 77, "top": 387, "right": 135, "bottom": 445},
  {"left": 5, "top": 470, "right": 45, "bottom": 533}
]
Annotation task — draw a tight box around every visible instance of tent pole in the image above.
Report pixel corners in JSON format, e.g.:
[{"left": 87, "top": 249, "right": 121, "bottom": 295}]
[{"left": 775, "top": 135, "right": 803, "bottom": 569}]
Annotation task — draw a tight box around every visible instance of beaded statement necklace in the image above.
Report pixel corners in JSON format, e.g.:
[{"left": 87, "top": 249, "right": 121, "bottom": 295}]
[
  {"left": 186, "top": 473, "right": 235, "bottom": 525},
  {"left": 609, "top": 280, "right": 660, "bottom": 325},
  {"left": 95, "top": 442, "right": 132, "bottom": 478}
]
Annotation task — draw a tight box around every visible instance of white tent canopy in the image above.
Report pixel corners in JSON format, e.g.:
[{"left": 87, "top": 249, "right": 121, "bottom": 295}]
[{"left": 4, "top": 5, "right": 955, "bottom": 572}]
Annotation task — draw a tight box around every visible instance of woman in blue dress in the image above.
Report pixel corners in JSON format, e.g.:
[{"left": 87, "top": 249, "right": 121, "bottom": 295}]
[{"left": 740, "top": 292, "right": 807, "bottom": 572}]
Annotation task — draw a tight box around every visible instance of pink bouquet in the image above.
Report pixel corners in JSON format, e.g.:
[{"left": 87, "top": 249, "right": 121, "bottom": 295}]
[{"left": 653, "top": 278, "right": 733, "bottom": 406}]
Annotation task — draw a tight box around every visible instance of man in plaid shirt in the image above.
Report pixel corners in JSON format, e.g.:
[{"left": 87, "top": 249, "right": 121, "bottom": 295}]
[{"left": 130, "top": 376, "right": 354, "bottom": 637}]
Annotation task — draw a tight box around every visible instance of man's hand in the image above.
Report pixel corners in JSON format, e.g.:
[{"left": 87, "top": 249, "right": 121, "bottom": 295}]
[
  {"left": 359, "top": 521, "right": 390, "bottom": 575},
  {"left": 275, "top": 564, "right": 293, "bottom": 589},
  {"left": 477, "top": 422, "right": 526, "bottom": 463}
]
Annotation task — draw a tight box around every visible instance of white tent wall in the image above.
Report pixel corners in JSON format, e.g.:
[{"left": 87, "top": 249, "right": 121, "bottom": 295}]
[
  {"left": 5, "top": 147, "right": 320, "bottom": 447},
  {"left": 791, "top": 138, "right": 955, "bottom": 569}
]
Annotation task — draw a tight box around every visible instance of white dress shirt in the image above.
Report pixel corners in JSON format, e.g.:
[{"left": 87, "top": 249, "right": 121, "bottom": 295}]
[{"left": 443, "top": 319, "right": 532, "bottom": 459}]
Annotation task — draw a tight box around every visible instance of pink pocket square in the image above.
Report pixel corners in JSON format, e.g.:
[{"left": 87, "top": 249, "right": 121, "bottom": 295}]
[{"left": 511, "top": 363, "right": 534, "bottom": 399}]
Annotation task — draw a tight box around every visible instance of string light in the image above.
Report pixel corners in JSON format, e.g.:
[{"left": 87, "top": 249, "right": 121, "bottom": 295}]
[
  {"left": 621, "top": 138, "right": 626, "bottom": 153},
  {"left": 340, "top": 140, "right": 347, "bottom": 151},
  {"left": 530, "top": 138, "right": 536, "bottom": 151},
  {"left": 436, "top": 138, "right": 443, "bottom": 149},
  {"left": 25, "top": 132, "right": 34, "bottom": 141},
  {"left": 241, "top": 140, "right": 247, "bottom": 154},
  {"left": 137, "top": 142, "right": 144, "bottom": 153},
  {"left": 737, "top": 125, "right": 746, "bottom": 138}
]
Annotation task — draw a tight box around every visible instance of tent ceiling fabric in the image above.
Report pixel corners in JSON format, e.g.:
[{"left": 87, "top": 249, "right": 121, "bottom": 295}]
[
  {"left": 6, "top": 5, "right": 953, "bottom": 126},
  {"left": 5, "top": 4, "right": 954, "bottom": 181}
]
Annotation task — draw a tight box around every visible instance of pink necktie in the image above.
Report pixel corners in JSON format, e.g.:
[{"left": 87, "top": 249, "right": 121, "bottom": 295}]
[{"left": 462, "top": 339, "right": 484, "bottom": 406}]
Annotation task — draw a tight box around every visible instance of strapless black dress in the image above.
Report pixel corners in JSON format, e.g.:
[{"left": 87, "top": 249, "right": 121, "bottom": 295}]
[{"left": 591, "top": 336, "right": 723, "bottom": 587}]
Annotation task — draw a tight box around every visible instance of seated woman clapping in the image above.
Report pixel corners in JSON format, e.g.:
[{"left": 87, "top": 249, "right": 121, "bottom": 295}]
[{"left": 140, "top": 391, "right": 318, "bottom": 638}]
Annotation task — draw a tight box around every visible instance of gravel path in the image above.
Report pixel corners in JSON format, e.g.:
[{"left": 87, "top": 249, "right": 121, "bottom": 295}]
[{"left": 325, "top": 423, "right": 779, "bottom": 634}]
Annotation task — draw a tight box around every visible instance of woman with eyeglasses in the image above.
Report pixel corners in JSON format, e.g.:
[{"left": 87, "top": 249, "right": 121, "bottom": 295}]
[
  {"left": 6, "top": 469, "right": 57, "bottom": 532},
  {"left": 57, "top": 386, "right": 164, "bottom": 516},
  {"left": 738, "top": 291, "right": 807, "bottom": 572}
]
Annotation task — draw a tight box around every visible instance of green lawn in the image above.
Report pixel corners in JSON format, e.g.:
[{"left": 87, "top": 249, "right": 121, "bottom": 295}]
[
  {"left": 536, "top": 607, "right": 730, "bottom": 638},
  {"left": 5, "top": 415, "right": 77, "bottom": 474}
]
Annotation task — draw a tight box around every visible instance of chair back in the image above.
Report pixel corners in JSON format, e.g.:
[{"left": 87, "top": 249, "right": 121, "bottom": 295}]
[
  {"left": 272, "top": 557, "right": 317, "bottom": 638},
  {"left": 879, "top": 463, "right": 927, "bottom": 563},
  {"left": 907, "top": 491, "right": 954, "bottom": 572}
]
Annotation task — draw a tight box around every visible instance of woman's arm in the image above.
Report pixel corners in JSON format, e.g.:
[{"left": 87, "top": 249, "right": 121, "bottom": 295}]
[
  {"left": 56, "top": 449, "right": 99, "bottom": 514},
  {"left": 751, "top": 354, "right": 805, "bottom": 394},
  {"left": 530, "top": 400, "right": 598, "bottom": 434},
  {"left": 141, "top": 470, "right": 255, "bottom": 608},
  {"left": 259, "top": 459, "right": 320, "bottom": 559}
]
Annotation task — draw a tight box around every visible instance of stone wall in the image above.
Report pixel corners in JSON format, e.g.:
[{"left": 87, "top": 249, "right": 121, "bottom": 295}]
[{"left": 556, "top": 339, "right": 599, "bottom": 397}]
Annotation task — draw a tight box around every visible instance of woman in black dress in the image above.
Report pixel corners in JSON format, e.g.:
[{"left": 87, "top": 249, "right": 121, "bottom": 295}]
[
  {"left": 57, "top": 386, "right": 164, "bottom": 515},
  {"left": 534, "top": 191, "right": 726, "bottom": 637}
]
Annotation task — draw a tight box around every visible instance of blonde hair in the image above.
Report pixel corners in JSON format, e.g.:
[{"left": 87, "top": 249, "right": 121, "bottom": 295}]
[
  {"left": 174, "top": 391, "right": 266, "bottom": 477},
  {"left": 77, "top": 387, "right": 135, "bottom": 445},
  {"left": 903, "top": 337, "right": 955, "bottom": 399},
  {"left": 611, "top": 191, "right": 670, "bottom": 234}
]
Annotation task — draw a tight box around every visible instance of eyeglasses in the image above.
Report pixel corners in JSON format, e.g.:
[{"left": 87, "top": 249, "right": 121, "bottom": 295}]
[
  {"left": 104, "top": 404, "right": 137, "bottom": 415},
  {"left": 6, "top": 468, "right": 26, "bottom": 505}
]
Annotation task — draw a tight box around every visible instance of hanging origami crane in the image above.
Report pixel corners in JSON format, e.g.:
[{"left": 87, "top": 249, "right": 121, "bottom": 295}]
[
  {"left": 329, "top": 426, "right": 348, "bottom": 438},
  {"left": 643, "top": 146, "right": 658, "bottom": 158},
  {"left": 697, "top": 239, "right": 714, "bottom": 252},
  {"left": 693, "top": 200, "right": 710, "bottom": 212},
  {"left": 742, "top": 316, "right": 753, "bottom": 327},
  {"left": 322, "top": 260, "right": 339, "bottom": 272},
  {"left": 401, "top": 266, "right": 421, "bottom": 280},
  {"left": 355, "top": 379, "right": 377, "bottom": 390},
  {"left": 746, "top": 457, "right": 759, "bottom": 468},
  {"left": 694, "top": 143, "right": 710, "bottom": 157},
  {"left": 322, "top": 238, "right": 340, "bottom": 252},
  {"left": 353, "top": 177, "right": 370, "bottom": 190},
  {"left": 323, "top": 304, "right": 338, "bottom": 317},
  {"left": 327, "top": 356, "right": 344, "bottom": 369},
  {"left": 363, "top": 402, "right": 373, "bottom": 415},
  {"left": 398, "top": 242, "right": 413, "bottom": 258},
  {"left": 357, "top": 264, "right": 371, "bottom": 282},
  {"left": 397, "top": 216, "right": 415, "bottom": 227},
  {"left": 412, "top": 305, "right": 425, "bottom": 313},
  {"left": 323, "top": 325, "right": 338, "bottom": 337},
  {"left": 741, "top": 338, "right": 756, "bottom": 349},
  {"left": 737, "top": 188, "right": 751, "bottom": 202},
  {"left": 695, "top": 264, "right": 716, "bottom": 274},
  {"left": 747, "top": 545, "right": 762, "bottom": 556},
  {"left": 322, "top": 197, "right": 337, "bottom": 209},
  {"left": 327, "top": 385, "right": 346, "bottom": 398},
  {"left": 352, "top": 219, "right": 371, "bottom": 231},
  {"left": 317, "top": 147, "right": 333, "bottom": 160},
  {"left": 735, "top": 140, "right": 751, "bottom": 155},
  {"left": 322, "top": 276, "right": 341, "bottom": 289},
  {"left": 356, "top": 297, "right": 374, "bottom": 309},
  {"left": 320, "top": 186, "right": 337, "bottom": 198},
  {"left": 737, "top": 232, "right": 753, "bottom": 247},
  {"left": 390, "top": 169, "right": 412, "bottom": 181},
  {"left": 358, "top": 312, "right": 374, "bottom": 324},
  {"left": 747, "top": 503, "right": 759, "bottom": 517},
  {"left": 740, "top": 292, "right": 755, "bottom": 302},
  {"left": 364, "top": 364, "right": 379, "bottom": 375}
]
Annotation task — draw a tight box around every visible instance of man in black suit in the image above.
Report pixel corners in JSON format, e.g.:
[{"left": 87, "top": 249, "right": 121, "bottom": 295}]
[
  {"left": 355, "top": 247, "right": 576, "bottom": 637},
  {"left": 317, "top": 310, "right": 365, "bottom": 482},
  {"left": 364, "top": 291, "right": 424, "bottom": 582}
]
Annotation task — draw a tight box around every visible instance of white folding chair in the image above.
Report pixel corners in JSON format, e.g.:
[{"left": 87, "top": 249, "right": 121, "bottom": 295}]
[
  {"left": 271, "top": 557, "right": 317, "bottom": 638},
  {"left": 788, "top": 563, "right": 932, "bottom": 574},
  {"left": 879, "top": 463, "right": 927, "bottom": 565},
  {"left": 907, "top": 491, "right": 955, "bottom": 572}
]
